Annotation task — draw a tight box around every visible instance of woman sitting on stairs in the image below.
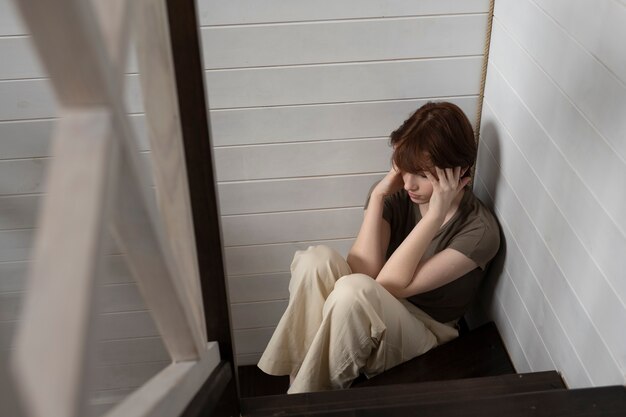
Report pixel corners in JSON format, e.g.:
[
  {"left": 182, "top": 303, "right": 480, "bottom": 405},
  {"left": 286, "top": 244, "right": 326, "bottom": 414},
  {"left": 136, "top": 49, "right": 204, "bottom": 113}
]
[{"left": 258, "top": 101, "right": 501, "bottom": 393}]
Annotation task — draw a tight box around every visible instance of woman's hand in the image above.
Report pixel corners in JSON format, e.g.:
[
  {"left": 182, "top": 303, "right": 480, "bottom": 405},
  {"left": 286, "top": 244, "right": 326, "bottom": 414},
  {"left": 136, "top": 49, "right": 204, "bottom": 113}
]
[
  {"left": 373, "top": 165, "right": 404, "bottom": 197},
  {"left": 424, "top": 167, "right": 470, "bottom": 220}
]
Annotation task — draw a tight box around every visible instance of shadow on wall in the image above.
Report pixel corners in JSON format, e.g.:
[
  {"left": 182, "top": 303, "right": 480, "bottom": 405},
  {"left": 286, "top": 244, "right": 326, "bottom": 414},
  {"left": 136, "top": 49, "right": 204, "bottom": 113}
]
[{"left": 467, "top": 120, "right": 505, "bottom": 329}]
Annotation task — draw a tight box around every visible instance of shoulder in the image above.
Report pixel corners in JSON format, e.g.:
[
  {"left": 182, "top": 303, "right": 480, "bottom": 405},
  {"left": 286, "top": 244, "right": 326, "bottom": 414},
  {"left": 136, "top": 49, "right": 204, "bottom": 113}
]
[{"left": 447, "top": 191, "right": 501, "bottom": 269}]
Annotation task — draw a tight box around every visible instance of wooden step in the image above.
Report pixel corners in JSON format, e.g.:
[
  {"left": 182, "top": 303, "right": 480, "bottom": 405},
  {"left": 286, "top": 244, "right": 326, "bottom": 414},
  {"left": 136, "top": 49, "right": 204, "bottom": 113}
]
[
  {"left": 242, "top": 371, "right": 565, "bottom": 416},
  {"left": 345, "top": 386, "right": 626, "bottom": 417},
  {"left": 353, "top": 321, "right": 515, "bottom": 387}
]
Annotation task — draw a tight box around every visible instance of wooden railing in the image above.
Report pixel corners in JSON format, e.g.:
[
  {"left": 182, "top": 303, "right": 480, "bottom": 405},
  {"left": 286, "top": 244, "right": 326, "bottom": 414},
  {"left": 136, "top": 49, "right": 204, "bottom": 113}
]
[{"left": 8, "top": 0, "right": 234, "bottom": 416}]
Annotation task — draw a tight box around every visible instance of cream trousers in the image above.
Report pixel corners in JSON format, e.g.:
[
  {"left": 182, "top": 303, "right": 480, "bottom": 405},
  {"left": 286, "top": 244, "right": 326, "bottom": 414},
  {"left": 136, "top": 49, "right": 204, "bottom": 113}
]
[{"left": 257, "top": 245, "right": 459, "bottom": 394}]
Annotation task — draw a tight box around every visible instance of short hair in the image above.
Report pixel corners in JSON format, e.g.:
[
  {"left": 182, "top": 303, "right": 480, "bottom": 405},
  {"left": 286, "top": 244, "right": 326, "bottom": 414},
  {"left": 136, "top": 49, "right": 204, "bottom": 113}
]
[{"left": 390, "top": 101, "right": 476, "bottom": 178}]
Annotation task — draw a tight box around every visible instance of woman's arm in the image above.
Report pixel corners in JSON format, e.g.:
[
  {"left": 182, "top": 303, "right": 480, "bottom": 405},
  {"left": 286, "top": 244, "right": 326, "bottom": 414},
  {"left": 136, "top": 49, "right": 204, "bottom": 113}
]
[
  {"left": 346, "top": 167, "right": 402, "bottom": 277},
  {"left": 376, "top": 167, "right": 472, "bottom": 296}
]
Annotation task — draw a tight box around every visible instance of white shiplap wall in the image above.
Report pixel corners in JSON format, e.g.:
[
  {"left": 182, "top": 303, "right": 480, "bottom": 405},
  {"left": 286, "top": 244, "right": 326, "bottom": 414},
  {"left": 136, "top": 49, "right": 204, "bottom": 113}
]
[
  {"left": 202, "top": 0, "right": 491, "bottom": 365},
  {"left": 475, "top": 0, "right": 626, "bottom": 388}
]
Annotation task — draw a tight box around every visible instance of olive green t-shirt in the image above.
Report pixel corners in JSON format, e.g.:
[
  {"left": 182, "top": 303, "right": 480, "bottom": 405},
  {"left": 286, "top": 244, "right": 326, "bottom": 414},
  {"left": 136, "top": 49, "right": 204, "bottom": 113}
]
[{"left": 366, "top": 187, "right": 500, "bottom": 323}]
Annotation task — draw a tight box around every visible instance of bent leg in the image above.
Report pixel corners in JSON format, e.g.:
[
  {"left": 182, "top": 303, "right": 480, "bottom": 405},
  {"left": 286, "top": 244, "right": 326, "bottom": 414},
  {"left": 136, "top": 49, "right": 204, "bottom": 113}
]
[
  {"left": 288, "top": 273, "right": 439, "bottom": 393},
  {"left": 258, "top": 245, "right": 351, "bottom": 376}
]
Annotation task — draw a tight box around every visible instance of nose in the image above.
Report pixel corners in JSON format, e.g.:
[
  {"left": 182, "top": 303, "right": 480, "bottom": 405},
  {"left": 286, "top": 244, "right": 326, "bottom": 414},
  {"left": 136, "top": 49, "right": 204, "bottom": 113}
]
[{"left": 403, "top": 174, "right": 418, "bottom": 192}]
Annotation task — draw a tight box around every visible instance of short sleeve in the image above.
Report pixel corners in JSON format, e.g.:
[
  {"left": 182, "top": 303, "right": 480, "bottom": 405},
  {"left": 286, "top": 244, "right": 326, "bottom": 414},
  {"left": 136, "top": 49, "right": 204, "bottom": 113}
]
[{"left": 447, "top": 218, "right": 500, "bottom": 270}]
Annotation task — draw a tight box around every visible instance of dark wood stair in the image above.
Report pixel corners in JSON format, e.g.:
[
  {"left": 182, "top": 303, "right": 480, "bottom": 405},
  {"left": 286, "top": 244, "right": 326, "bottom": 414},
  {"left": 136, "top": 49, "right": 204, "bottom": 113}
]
[
  {"left": 239, "top": 322, "right": 626, "bottom": 416},
  {"left": 242, "top": 371, "right": 565, "bottom": 416}
]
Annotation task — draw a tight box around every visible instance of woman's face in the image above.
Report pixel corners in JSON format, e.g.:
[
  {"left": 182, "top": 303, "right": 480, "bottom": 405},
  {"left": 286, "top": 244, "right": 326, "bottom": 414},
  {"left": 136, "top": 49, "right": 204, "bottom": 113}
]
[{"left": 402, "top": 171, "right": 433, "bottom": 204}]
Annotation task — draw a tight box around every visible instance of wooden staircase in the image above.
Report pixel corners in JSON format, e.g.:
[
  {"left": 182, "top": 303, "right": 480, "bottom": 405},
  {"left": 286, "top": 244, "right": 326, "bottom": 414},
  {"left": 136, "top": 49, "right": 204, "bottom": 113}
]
[{"left": 239, "top": 322, "right": 626, "bottom": 416}]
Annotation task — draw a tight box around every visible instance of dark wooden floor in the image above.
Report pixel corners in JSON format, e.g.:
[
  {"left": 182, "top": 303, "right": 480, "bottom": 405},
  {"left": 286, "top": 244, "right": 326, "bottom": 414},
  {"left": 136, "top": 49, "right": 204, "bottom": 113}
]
[{"left": 238, "top": 365, "right": 289, "bottom": 397}]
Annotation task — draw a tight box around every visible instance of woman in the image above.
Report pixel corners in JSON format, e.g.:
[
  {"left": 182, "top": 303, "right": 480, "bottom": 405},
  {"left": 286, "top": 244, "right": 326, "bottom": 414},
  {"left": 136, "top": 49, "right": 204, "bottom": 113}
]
[{"left": 257, "top": 101, "right": 500, "bottom": 393}]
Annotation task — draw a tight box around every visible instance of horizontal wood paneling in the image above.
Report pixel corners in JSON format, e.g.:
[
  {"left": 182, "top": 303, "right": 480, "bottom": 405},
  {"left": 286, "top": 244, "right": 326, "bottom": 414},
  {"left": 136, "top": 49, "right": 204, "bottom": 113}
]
[
  {"left": 0, "top": 194, "right": 39, "bottom": 230},
  {"left": 227, "top": 273, "right": 290, "bottom": 303},
  {"left": 0, "top": 75, "right": 144, "bottom": 121},
  {"left": 224, "top": 238, "right": 354, "bottom": 277},
  {"left": 218, "top": 174, "right": 382, "bottom": 215},
  {"left": 95, "top": 337, "right": 169, "bottom": 366},
  {"left": 197, "top": 0, "right": 491, "bottom": 26},
  {"left": 201, "top": 15, "right": 487, "bottom": 69},
  {"left": 495, "top": 0, "right": 626, "bottom": 163},
  {"left": 0, "top": 36, "right": 43, "bottom": 79},
  {"left": 0, "top": 115, "right": 148, "bottom": 159},
  {"left": 222, "top": 207, "right": 362, "bottom": 246},
  {"left": 231, "top": 300, "right": 288, "bottom": 330},
  {"left": 206, "top": 58, "right": 482, "bottom": 109},
  {"left": 534, "top": 0, "right": 626, "bottom": 85},
  {"left": 478, "top": 110, "right": 624, "bottom": 386},
  {"left": 92, "top": 361, "right": 169, "bottom": 391},
  {"left": 478, "top": 0, "right": 626, "bottom": 387},
  {"left": 210, "top": 97, "right": 478, "bottom": 147},
  {"left": 215, "top": 138, "right": 391, "bottom": 182},
  {"left": 233, "top": 327, "right": 275, "bottom": 355}
]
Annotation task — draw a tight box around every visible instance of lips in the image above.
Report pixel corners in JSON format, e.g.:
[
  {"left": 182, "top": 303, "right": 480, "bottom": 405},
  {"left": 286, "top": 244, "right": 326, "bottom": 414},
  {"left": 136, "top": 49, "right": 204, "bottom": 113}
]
[{"left": 408, "top": 192, "right": 421, "bottom": 200}]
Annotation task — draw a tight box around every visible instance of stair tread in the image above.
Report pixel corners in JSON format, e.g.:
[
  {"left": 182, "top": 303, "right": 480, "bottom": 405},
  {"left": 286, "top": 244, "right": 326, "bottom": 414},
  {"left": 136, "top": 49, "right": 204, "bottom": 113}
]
[
  {"left": 242, "top": 371, "right": 565, "bottom": 416},
  {"left": 352, "top": 386, "right": 626, "bottom": 417},
  {"left": 353, "top": 321, "right": 515, "bottom": 387}
]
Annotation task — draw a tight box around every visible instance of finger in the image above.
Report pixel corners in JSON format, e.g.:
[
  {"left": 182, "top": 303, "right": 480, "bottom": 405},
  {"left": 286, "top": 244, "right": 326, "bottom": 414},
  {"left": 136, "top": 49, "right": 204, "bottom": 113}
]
[
  {"left": 458, "top": 176, "right": 471, "bottom": 191},
  {"left": 424, "top": 170, "right": 438, "bottom": 186},
  {"left": 445, "top": 168, "right": 455, "bottom": 184},
  {"left": 434, "top": 167, "right": 445, "bottom": 182},
  {"left": 454, "top": 166, "right": 462, "bottom": 181}
]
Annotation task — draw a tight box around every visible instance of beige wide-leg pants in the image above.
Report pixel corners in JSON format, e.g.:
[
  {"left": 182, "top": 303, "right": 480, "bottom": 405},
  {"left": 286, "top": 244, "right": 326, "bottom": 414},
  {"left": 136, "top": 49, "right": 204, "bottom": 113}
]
[{"left": 257, "top": 245, "right": 459, "bottom": 394}]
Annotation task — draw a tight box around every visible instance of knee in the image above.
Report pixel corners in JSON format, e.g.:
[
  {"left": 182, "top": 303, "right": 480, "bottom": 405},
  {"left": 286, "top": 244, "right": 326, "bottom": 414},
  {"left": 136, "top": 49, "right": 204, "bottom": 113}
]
[
  {"left": 324, "top": 274, "right": 379, "bottom": 314},
  {"left": 291, "top": 245, "right": 348, "bottom": 276}
]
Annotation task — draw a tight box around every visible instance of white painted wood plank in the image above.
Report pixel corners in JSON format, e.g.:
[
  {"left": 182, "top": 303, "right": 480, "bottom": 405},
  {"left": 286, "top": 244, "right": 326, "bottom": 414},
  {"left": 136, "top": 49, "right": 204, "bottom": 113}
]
[
  {"left": 209, "top": 97, "right": 478, "bottom": 146},
  {"left": 97, "top": 283, "right": 145, "bottom": 314},
  {"left": 236, "top": 353, "right": 262, "bottom": 366},
  {"left": 483, "top": 66, "right": 626, "bottom": 306},
  {"left": 483, "top": 53, "right": 626, "bottom": 239},
  {"left": 96, "top": 311, "right": 159, "bottom": 340},
  {"left": 198, "top": 0, "right": 491, "bottom": 26},
  {"left": 224, "top": 238, "right": 353, "bottom": 276},
  {"left": 228, "top": 272, "right": 290, "bottom": 303},
  {"left": 206, "top": 57, "right": 483, "bottom": 109},
  {"left": 476, "top": 138, "right": 624, "bottom": 386},
  {"left": 218, "top": 174, "right": 383, "bottom": 216},
  {"left": 0, "top": 0, "right": 26, "bottom": 36},
  {"left": 0, "top": 158, "right": 47, "bottom": 195},
  {"left": 474, "top": 174, "right": 593, "bottom": 388},
  {"left": 0, "top": 194, "right": 39, "bottom": 230},
  {"left": 103, "top": 342, "right": 220, "bottom": 417},
  {"left": 215, "top": 138, "right": 391, "bottom": 182},
  {"left": 233, "top": 327, "right": 275, "bottom": 355},
  {"left": 496, "top": 270, "right": 555, "bottom": 372},
  {"left": 93, "top": 361, "right": 170, "bottom": 392},
  {"left": 0, "top": 152, "right": 153, "bottom": 196},
  {"left": 0, "top": 78, "right": 57, "bottom": 120},
  {"left": 0, "top": 261, "right": 28, "bottom": 292},
  {"left": 492, "top": 293, "right": 531, "bottom": 374},
  {"left": 0, "top": 76, "right": 144, "bottom": 121},
  {"left": 0, "top": 115, "right": 146, "bottom": 160},
  {"left": 494, "top": 0, "right": 626, "bottom": 162},
  {"left": 231, "top": 300, "right": 288, "bottom": 330},
  {"left": 222, "top": 207, "right": 362, "bottom": 246},
  {"left": 201, "top": 15, "right": 487, "bottom": 69},
  {"left": 535, "top": 0, "right": 626, "bottom": 86},
  {"left": 0, "top": 291, "right": 21, "bottom": 322},
  {"left": 480, "top": 103, "right": 626, "bottom": 376},
  {"left": 0, "top": 119, "right": 54, "bottom": 159},
  {"left": 96, "top": 337, "right": 168, "bottom": 366},
  {"left": 0, "top": 230, "right": 34, "bottom": 262},
  {"left": 0, "top": 36, "right": 44, "bottom": 79}
]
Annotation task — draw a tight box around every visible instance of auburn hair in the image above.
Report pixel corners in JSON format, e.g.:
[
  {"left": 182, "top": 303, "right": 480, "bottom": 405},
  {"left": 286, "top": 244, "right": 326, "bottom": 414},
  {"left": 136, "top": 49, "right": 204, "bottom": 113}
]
[{"left": 390, "top": 101, "right": 476, "bottom": 178}]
